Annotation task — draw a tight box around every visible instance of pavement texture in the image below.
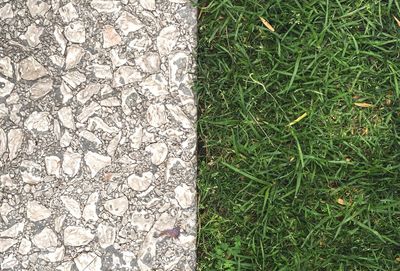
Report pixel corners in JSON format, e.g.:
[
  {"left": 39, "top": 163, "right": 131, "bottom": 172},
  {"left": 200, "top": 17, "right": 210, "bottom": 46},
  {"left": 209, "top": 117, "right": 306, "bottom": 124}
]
[{"left": 0, "top": 0, "right": 197, "bottom": 270}]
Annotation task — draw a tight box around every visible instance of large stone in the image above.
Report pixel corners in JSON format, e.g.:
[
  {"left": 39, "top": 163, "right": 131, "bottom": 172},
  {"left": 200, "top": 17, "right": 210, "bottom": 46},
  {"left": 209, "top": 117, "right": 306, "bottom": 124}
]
[
  {"left": 116, "top": 11, "right": 144, "bottom": 36},
  {"left": 103, "top": 25, "right": 121, "bottom": 48},
  {"left": 84, "top": 151, "right": 111, "bottom": 177},
  {"left": 127, "top": 172, "right": 153, "bottom": 191},
  {"left": 146, "top": 104, "right": 167, "bottom": 127},
  {"left": 58, "top": 106, "right": 75, "bottom": 129},
  {"left": 59, "top": 3, "right": 79, "bottom": 23},
  {"left": 97, "top": 223, "right": 115, "bottom": 248},
  {"left": 0, "top": 76, "right": 14, "bottom": 98},
  {"left": 30, "top": 78, "right": 53, "bottom": 100},
  {"left": 7, "top": 129, "right": 23, "bottom": 160},
  {"left": 27, "top": 200, "right": 52, "bottom": 221},
  {"left": 0, "top": 238, "right": 18, "bottom": 253},
  {"left": 90, "top": 0, "right": 121, "bottom": 13},
  {"left": 64, "top": 226, "right": 94, "bottom": 246},
  {"left": 0, "top": 57, "right": 13, "bottom": 78},
  {"left": 62, "top": 149, "right": 82, "bottom": 177},
  {"left": 157, "top": 25, "right": 179, "bottom": 56},
  {"left": 27, "top": 0, "right": 50, "bottom": 17},
  {"left": 25, "top": 111, "right": 51, "bottom": 132},
  {"left": 74, "top": 252, "right": 102, "bottom": 271},
  {"left": 25, "top": 23, "right": 44, "bottom": 47},
  {"left": 174, "top": 184, "right": 195, "bottom": 209},
  {"left": 60, "top": 196, "right": 81, "bottom": 219},
  {"left": 19, "top": 57, "right": 48, "bottom": 80},
  {"left": 64, "top": 21, "right": 86, "bottom": 43},
  {"left": 32, "top": 227, "right": 58, "bottom": 249},
  {"left": 104, "top": 196, "right": 129, "bottom": 216},
  {"left": 145, "top": 142, "right": 168, "bottom": 165},
  {"left": 65, "top": 45, "right": 85, "bottom": 70}
]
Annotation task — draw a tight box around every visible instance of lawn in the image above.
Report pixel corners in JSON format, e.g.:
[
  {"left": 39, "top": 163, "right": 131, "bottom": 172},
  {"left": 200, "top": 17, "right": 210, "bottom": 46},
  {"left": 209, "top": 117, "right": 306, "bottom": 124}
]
[{"left": 195, "top": 0, "right": 400, "bottom": 270}]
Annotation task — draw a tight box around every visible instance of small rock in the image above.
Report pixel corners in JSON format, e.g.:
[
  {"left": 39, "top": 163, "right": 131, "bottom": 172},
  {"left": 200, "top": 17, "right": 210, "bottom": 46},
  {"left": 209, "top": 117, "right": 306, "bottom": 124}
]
[
  {"left": 145, "top": 142, "right": 168, "bottom": 165},
  {"left": 62, "top": 70, "right": 86, "bottom": 89},
  {"left": 135, "top": 52, "right": 160, "bottom": 74},
  {"left": 25, "top": 111, "right": 51, "bottom": 132},
  {"left": 0, "top": 222, "right": 24, "bottom": 238},
  {"left": 0, "top": 3, "right": 14, "bottom": 19},
  {"left": 113, "top": 66, "right": 142, "bottom": 87},
  {"left": 45, "top": 156, "right": 61, "bottom": 177},
  {"left": 174, "top": 184, "right": 195, "bottom": 209},
  {"left": 54, "top": 26, "right": 67, "bottom": 54},
  {"left": 40, "top": 246, "right": 65, "bottom": 262},
  {"left": 100, "top": 97, "right": 120, "bottom": 107},
  {"left": 116, "top": 11, "right": 144, "bottom": 36},
  {"left": 50, "top": 55, "right": 65, "bottom": 67},
  {"left": 30, "top": 78, "right": 53, "bottom": 100},
  {"left": 27, "top": 0, "right": 50, "bottom": 17},
  {"left": 103, "top": 25, "right": 121, "bottom": 48},
  {"left": 18, "top": 238, "right": 32, "bottom": 255},
  {"left": 58, "top": 106, "right": 75, "bottom": 129},
  {"left": 64, "top": 21, "right": 86, "bottom": 43},
  {"left": 77, "top": 101, "right": 101, "bottom": 123},
  {"left": 110, "top": 49, "right": 126, "bottom": 67},
  {"left": 56, "top": 261, "right": 74, "bottom": 271},
  {"left": 82, "top": 192, "right": 99, "bottom": 222},
  {"left": 60, "top": 81, "right": 73, "bottom": 103},
  {"left": 62, "top": 148, "right": 82, "bottom": 177},
  {"left": 19, "top": 56, "right": 48, "bottom": 81},
  {"left": 20, "top": 160, "right": 42, "bottom": 184},
  {"left": 0, "top": 238, "right": 18, "bottom": 253},
  {"left": 97, "top": 223, "right": 115, "bottom": 248},
  {"left": 129, "top": 125, "right": 142, "bottom": 149},
  {"left": 0, "top": 128, "right": 6, "bottom": 157},
  {"left": 77, "top": 83, "right": 101, "bottom": 104},
  {"left": 60, "top": 130, "right": 73, "bottom": 147},
  {"left": 0, "top": 57, "right": 13, "bottom": 78},
  {"left": 140, "top": 74, "right": 168, "bottom": 96},
  {"left": 25, "top": 23, "right": 44, "bottom": 47},
  {"left": 65, "top": 45, "right": 85, "bottom": 69},
  {"left": 1, "top": 254, "right": 18, "bottom": 269},
  {"left": 104, "top": 196, "right": 129, "bottom": 216},
  {"left": 166, "top": 104, "right": 192, "bottom": 129},
  {"left": 59, "top": 3, "right": 78, "bottom": 23},
  {"left": 90, "top": 0, "right": 121, "bottom": 13},
  {"left": 7, "top": 129, "right": 24, "bottom": 160},
  {"left": 27, "top": 200, "right": 52, "bottom": 221},
  {"left": 107, "top": 132, "right": 121, "bottom": 156},
  {"left": 64, "top": 226, "right": 94, "bottom": 246},
  {"left": 0, "top": 76, "right": 14, "bottom": 98},
  {"left": 79, "top": 130, "right": 102, "bottom": 146},
  {"left": 54, "top": 215, "right": 66, "bottom": 233},
  {"left": 84, "top": 151, "right": 111, "bottom": 177},
  {"left": 157, "top": 25, "right": 179, "bottom": 56},
  {"left": 130, "top": 211, "right": 154, "bottom": 231},
  {"left": 127, "top": 172, "right": 153, "bottom": 192},
  {"left": 90, "top": 64, "right": 113, "bottom": 79},
  {"left": 60, "top": 196, "right": 81, "bottom": 219},
  {"left": 139, "top": 0, "right": 156, "bottom": 10},
  {"left": 32, "top": 227, "right": 58, "bottom": 249},
  {"left": 74, "top": 252, "right": 102, "bottom": 271},
  {"left": 146, "top": 104, "right": 167, "bottom": 127}
]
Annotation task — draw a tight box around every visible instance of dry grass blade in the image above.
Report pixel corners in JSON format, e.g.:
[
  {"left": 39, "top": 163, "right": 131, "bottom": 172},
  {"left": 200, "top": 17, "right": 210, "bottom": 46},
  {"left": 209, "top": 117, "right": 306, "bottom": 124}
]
[
  {"left": 288, "top": 112, "right": 308, "bottom": 126},
  {"left": 394, "top": 16, "right": 400, "bottom": 27},
  {"left": 354, "top": 102, "right": 374, "bottom": 108},
  {"left": 260, "top": 17, "right": 275, "bottom": 32}
]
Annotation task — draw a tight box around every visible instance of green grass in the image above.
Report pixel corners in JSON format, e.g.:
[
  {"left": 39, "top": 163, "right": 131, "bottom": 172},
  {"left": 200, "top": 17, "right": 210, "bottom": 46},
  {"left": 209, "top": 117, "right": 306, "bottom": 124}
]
[{"left": 195, "top": 0, "right": 400, "bottom": 270}]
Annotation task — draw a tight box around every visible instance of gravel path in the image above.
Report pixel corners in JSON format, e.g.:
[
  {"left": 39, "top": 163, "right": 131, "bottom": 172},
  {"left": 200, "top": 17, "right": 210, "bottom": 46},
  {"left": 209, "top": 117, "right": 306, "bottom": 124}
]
[{"left": 0, "top": 1, "right": 197, "bottom": 270}]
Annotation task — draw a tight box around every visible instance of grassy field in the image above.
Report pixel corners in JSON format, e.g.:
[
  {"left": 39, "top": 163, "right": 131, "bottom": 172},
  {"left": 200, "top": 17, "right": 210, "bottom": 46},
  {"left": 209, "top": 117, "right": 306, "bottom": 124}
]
[{"left": 195, "top": 0, "right": 400, "bottom": 270}]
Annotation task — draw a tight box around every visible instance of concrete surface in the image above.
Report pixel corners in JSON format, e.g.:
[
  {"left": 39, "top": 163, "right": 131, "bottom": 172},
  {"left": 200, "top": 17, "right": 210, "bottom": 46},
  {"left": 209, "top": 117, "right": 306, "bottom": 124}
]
[{"left": 0, "top": 0, "right": 197, "bottom": 270}]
